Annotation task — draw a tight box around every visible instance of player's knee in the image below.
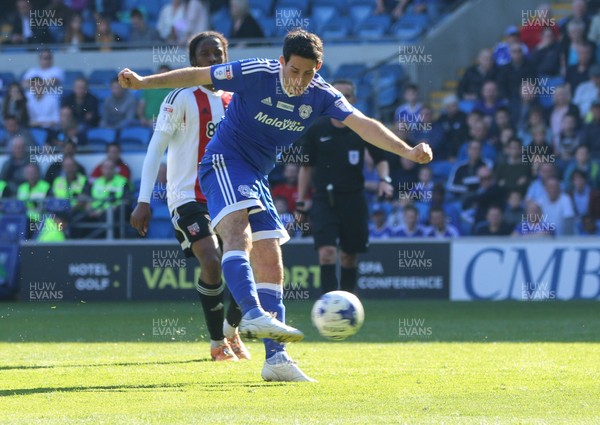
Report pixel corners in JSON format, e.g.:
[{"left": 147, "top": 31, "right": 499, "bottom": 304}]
[
  {"left": 319, "top": 246, "right": 337, "bottom": 264},
  {"left": 340, "top": 253, "right": 357, "bottom": 268}
]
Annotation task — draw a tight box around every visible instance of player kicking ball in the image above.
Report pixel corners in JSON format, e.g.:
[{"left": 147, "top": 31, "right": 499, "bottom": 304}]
[
  {"left": 130, "top": 32, "right": 250, "bottom": 362},
  {"left": 120, "top": 29, "right": 432, "bottom": 382}
]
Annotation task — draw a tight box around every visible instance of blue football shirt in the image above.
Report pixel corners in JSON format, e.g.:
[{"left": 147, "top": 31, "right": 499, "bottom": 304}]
[{"left": 205, "top": 58, "right": 354, "bottom": 175}]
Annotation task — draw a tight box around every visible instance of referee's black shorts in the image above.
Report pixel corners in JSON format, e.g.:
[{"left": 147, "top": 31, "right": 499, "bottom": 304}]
[
  {"left": 310, "top": 190, "right": 369, "bottom": 254},
  {"left": 171, "top": 201, "right": 215, "bottom": 258}
]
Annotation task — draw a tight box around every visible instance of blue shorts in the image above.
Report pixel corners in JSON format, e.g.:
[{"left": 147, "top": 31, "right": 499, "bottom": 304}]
[{"left": 199, "top": 153, "right": 290, "bottom": 244}]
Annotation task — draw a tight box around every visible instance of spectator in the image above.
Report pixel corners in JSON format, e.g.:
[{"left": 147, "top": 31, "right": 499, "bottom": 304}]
[
  {"left": 473, "top": 80, "right": 508, "bottom": 121},
  {"left": 504, "top": 190, "right": 525, "bottom": 228},
  {"left": 511, "top": 79, "right": 544, "bottom": 134},
  {"left": 425, "top": 206, "right": 460, "bottom": 238},
  {"left": 375, "top": 0, "right": 408, "bottom": 20},
  {"left": 63, "top": 12, "right": 93, "bottom": 52},
  {"left": 86, "top": 159, "right": 130, "bottom": 237},
  {"left": 129, "top": 8, "right": 161, "bottom": 46},
  {"left": 512, "top": 201, "right": 554, "bottom": 237},
  {"left": 474, "top": 205, "right": 513, "bottom": 236},
  {"left": 390, "top": 156, "right": 420, "bottom": 198},
  {"left": 518, "top": 105, "right": 551, "bottom": 146},
  {"left": 394, "top": 83, "right": 423, "bottom": 125},
  {"left": 44, "top": 140, "right": 87, "bottom": 184},
  {"left": 26, "top": 77, "right": 60, "bottom": 129},
  {"left": 61, "top": 77, "right": 100, "bottom": 130},
  {"left": 554, "top": 113, "right": 580, "bottom": 161},
  {"left": 94, "top": 14, "right": 120, "bottom": 51},
  {"left": 90, "top": 142, "right": 131, "bottom": 181},
  {"left": 0, "top": 116, "right": 35, "bottom": 149},
  {"left": 489, "top": 106, "right": 514, "bottom": 146},
  {"left": 50, "top": 106, "right": 87, "bottom": 147},
  {"left": 493, "top": 26, "right": 529, "bottom": 66},
  {"left": 7, "top": 0, "right": 52, "bottom": 44},
  {"left": 436, "top": 94, "right": 469, "bottom": 160},
  {"left": 271, "top": 163, "right": 299, "bottom": 213},
  {"left": 573, "top": 63, "right": 600, "bottom": 117},
  {"left": 393, "top": 204, "right": 426, "bottom": 237},
  {"left": 538, "top": 177, "right": 576, "bottom": 235},
  {"left": 16, "top": 163, "right": 50, "bottom": 224},
  {"left": 458, "top": 119, "right": 496, "bottom": 164},
  {"left": 91, "top": 0, "right": 120, "bottom": 21},
  {"left": 549, "top": 86, "right": 581, "bottom": 144},
  {"left": 589, "top": 5, "right": 600, "bottom": 45},
  {"left": 569, "top": 170, "right": 600, "bottom": 219},
  {"left": 520, "top": 3, "right": 560, "bottom": 50},
  {"left": 46, "top": 0, "right": 73, "bottom": 38},
  {"left": 497, "top": 42, "right": 536, "bottom": 102},
  {"left": 530, "top": 27, "right": 562, "bottom": 77},
  {"left": 565, "top": 42, "right": 593, "bottom": 93},
  {"left": 463, "top": 165, "right": 505, "bottom": 226},
  {"left": 580, "top": 99, "right": 600, "bottom": 157},
  {"left": 447, "top": 140, "right": 493, "bottom": 200},
  {"left": 22, "top": 49, "right": 65, "bottom": 88},
  {"left": 137, "top": 65, "right": 172, "bottom": 128},
  {"left": 230, "top": 0, "right": 264, "bottom": 40},
  {"left": 49, "top": 154, "right": 89, "bottom": 212},
  {"left": 458, "top": 48, "right": 497, "bottom": 100},
  {"left": 495, "top": 138, "right": 531, "bottom": 195},
  {"left": 406, "top": 106, "right": 445, "bottom": 158},
  {"left": 526, "top": 162, "right": 557, "bottom": 203},
  {"left": 563, "top": 145, "right": 600, "bottom": 190},
  {"left": 157, "top": 0, "right": 185, "bottom": 43},
  {"left": 578, "top": 213, "right": 600, "bottom": 235},
  {"left": 561, "top": 19, "right": 596, "bottom": 70},
  {"left": 369, "top": 203, "right": 393, "bottom": 239},
  {"left": 2, "top": 82, "right": 29, "bottom": 127},
  {"left": 100, "top": 79, "right": 138, "bottom": 129},
  {"left": 560, "top": 0, "right": 591, "bottom": 41},
  {"left": 274, "top": 196, "right": 299, "bottom": 239},
  {"left": 0, "top": 136, "right": 31, "bottom": 195}
]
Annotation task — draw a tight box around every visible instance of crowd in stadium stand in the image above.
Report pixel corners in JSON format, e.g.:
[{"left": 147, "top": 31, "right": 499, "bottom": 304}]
[{"left": 1, "top": 0, "right": 599, "bottom": 241}]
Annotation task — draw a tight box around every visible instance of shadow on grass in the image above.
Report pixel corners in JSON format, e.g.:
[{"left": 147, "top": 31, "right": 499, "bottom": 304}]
[
  {"left": 0, "top": 358, "right": 211, "bottom": 371},
  {"left": 0, "top": 381, "right": 286, "bottom": 397}
]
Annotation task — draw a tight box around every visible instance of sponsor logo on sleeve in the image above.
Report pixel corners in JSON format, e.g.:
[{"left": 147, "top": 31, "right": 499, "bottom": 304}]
[{"left": 334, "top": 98, "right": 352, "bottom": 113}]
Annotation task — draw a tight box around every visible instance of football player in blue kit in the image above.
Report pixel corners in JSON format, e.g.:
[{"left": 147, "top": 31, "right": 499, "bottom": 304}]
[{"left": 119, "top": 29, "right": 433, "bottom": 382}]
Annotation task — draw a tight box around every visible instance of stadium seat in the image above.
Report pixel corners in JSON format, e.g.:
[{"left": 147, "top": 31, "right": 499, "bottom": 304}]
[
  {"left": 30, "top": 128, "right": 48, "bottom": 146},
  {"left": 43, "top": 198, "right": 71, "bottom": 214},
  {"left": 90, "top": 88, "right": 112, "bottom": 106},
  {"left": 311, "top": 3, "right": 339, "bottom": 32},
  {"left": 0, "top": 72, "right": 16, "bottom": 87},
  {"left": 210, "top": 8, "right": 231, "bottom": 37},
  {"left": 119, "top": 126, "right": 152, "bottom": 145},
  {"left": 332, "top": 63, "right": 367, "bottom": 84},
  {"left": 63, "top": 70, "right": 85, "bottom": 88},
  {"left": 538, "top": 76, "right": 564, "bottom": 108},
  {"left": 348, "top": 0, "right": 375, "bottom": 25},
  {"left": 320, "top": 18, "right": 352, "bottom": 41},
  {"left": 88, "top": 69, "right": 119, "bottom": 87},
  {"left": 111, "top": 22, "right": 131, "bottom": 41},
  {"left": 275, "top": 0, "right": 309, "bottom": 14},
  {"left": 0, "top": 215, "right": 27, "bottom": 242},
  {"left": 257, "top": 17, "right": 277, "bottom": 37},
  {"left": 0, "top": 200, "right": 26, "bottom": 215},
  {"left": 86, "top": 128, "right": 117, "bottom": 145},
  {"left": 392, "top": 15, "right": 428, "bottom": 41},
  {"left": 355, "top": 15, "right": 392, "bottom": 38},
  {"left": 82, "top": 20, "right": 95, "bottom": 38},
  {"left": 458, "top": 99, "right": 476, "bottom": 114},
  {"left": 316, "top": 63, "right": 331, "bottom": 80},
  {"left": 249, "top": 0, "right": 273, "bottom": 17},
  {"left": 429, "top": 161, "right": 453, "bottom": 182}
]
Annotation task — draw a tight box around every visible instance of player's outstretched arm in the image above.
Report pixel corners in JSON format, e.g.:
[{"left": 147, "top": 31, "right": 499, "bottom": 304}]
[
  {"left": 118, "top": 67, "right": 212, "bottom": 90},
  {"left": 343, "top": 109, "right": 433, "bottom": 164}
]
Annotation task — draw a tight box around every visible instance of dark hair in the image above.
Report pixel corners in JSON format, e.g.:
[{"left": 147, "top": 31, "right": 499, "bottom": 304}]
[
  {"left": 188, "top": 31, "right": 229, "bottom": 66},
  {"left": 507, "top": 137, "right": 523, "bottom": 146},
  {"left": 429, "top": 206, "right": 444, "bottom": 216},
  {"left": 496, "top": 106, "right": 510, "bottom": 115},
  {"left": 486, "top": 204, "right": 503, "bottom": 214},
  {"left": 283, "top": 29, "right": 323, "bottom": 63},
  {"left": 403, "top": 204, "right": 418, "bottom": 215},
  {"left": 130, "top": 8, "right": 143, "bottom": 19},
  {"left": 106, "top": 142, "right": 120, "bottom": 151},
  {"left": 404, "top": 83, "right": 419, "bottom": 92},
  {"left": 571, "top": 169, "right": 587, "bottom": 180},
  {"left": 331, "top": 79, "right": 355, "bottom": 96}
]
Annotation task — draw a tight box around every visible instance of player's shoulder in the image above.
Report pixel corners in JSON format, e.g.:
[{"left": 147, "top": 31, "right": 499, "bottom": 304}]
[
  {"left": 238, "top": 58, "right": 280, "bottom": 76},
  {"left": 162, "top": 87, "right": 196, "bottom": 105},
  {"left": 309, "top": 74, "right": 342, "bottom": 99}
]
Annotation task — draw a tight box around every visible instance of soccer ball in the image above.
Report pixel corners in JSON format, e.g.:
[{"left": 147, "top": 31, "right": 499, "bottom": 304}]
[{"left": 311, "top": 291, "right": 364, "bottom": 340}]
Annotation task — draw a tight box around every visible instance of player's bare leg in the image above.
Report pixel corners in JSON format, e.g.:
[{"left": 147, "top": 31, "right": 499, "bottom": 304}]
[
  {"left": 318, "top": 245, "right": 338, "bottom": 293},
  {"left": 340, "top": 252, "right": 358, "bottom": 293},
  {"left": 252, "top": 238, "right": 316, "bottom": 382},
  {"left": 191, "top": 235, "right": 238, "bottom": 361},
  {"left": 216, "top": 210, "right": 303, "bottom": 343}
]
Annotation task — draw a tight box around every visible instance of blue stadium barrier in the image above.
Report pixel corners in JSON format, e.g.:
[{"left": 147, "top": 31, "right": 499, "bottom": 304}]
[{"left": 86, "top": 128, "right": 117, "bottom": 145}]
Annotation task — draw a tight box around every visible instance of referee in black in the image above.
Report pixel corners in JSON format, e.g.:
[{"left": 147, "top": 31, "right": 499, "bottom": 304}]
[{"left": 296, "top": 79, "right": 394, "bottom": 294}]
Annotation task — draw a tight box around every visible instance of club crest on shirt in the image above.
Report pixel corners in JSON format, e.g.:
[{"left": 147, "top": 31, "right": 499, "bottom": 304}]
[
  {"left": 187, "top": 222, "right": 201, "bottom": 236},
  {"left": 238, "top": 185, "right": 259, "bottom": 199},
  {"left": 298, "top": 104, "right": 312, "bottom": 119},
  {"left": 348, "top": 150, "right": 359, "bottom": 165}
]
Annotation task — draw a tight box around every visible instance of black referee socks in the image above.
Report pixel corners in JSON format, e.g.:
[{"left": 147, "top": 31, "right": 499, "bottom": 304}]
[
  {"left": 341, "top": 267, "right": 357, "bottom": 293},
  {"left": 320, "top": 264, "right": 338, "bottom": 293}
]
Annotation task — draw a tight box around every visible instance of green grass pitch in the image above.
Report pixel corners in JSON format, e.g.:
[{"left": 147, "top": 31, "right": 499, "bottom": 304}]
[{"left": 1, "top": 300, "right": 599, "bottom": 424}]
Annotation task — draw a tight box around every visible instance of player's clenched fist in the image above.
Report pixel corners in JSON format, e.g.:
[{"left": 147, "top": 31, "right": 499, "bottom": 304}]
[
  {"left": 118, "top": 68, "right": 143, "bottom": 89},
  {"left": 408, "top": 142, "right": 433, "bottom": 164}
]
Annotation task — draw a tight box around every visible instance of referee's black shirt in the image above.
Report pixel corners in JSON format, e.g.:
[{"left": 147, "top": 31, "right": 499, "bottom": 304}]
[{"left": 299, "top": 117, "right": 387, "bottom": 194}]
